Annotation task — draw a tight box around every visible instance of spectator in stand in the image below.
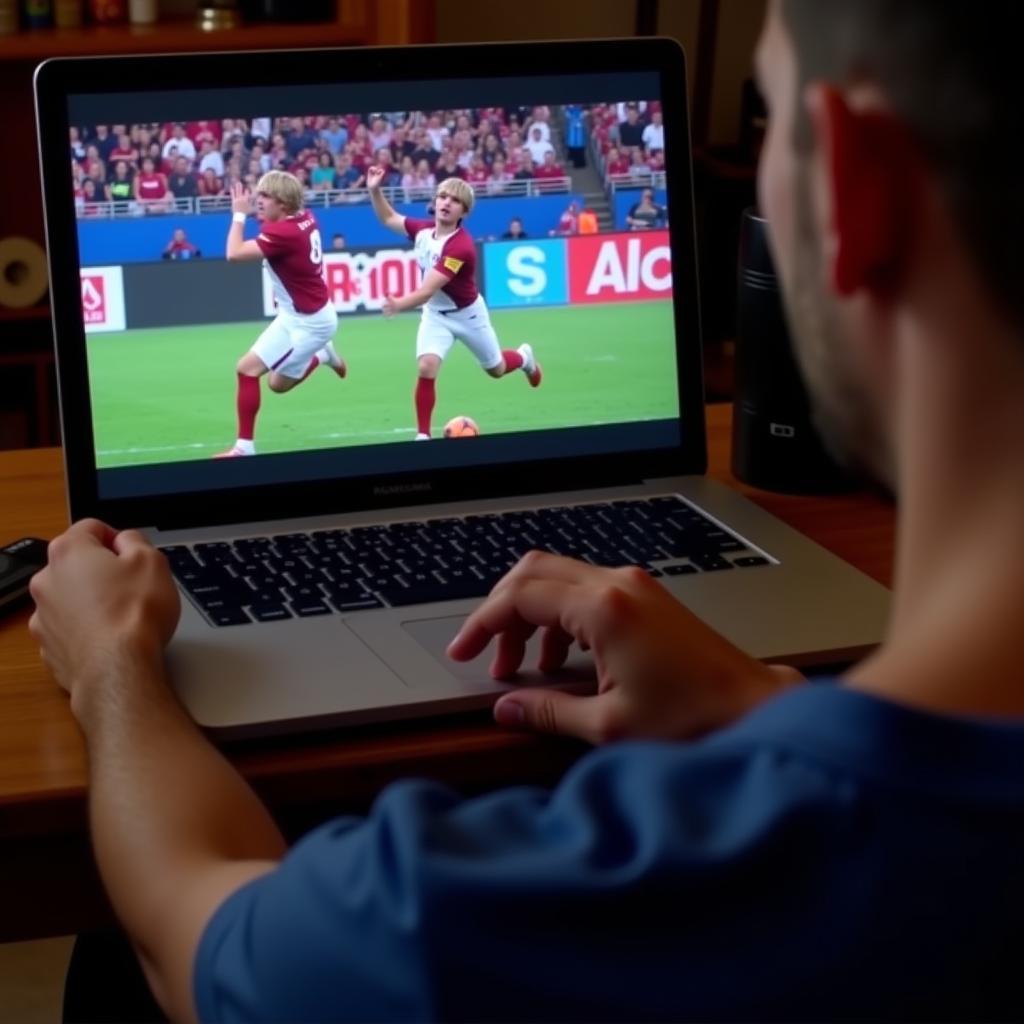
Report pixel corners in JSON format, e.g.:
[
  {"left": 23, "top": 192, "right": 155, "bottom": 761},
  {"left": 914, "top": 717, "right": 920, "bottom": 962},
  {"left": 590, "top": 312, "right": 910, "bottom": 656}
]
[
  {"left": 197, "top": 138, "right": 225, "bottom": 178},
  {"left": 504, "top": 129, "right": 524, "bottom": 169},
  {"left": 604, "top": 145, "right": 631, "bottom": 179},
  {"left": 268, "top": 133, "right": 290, "bottom": 170},
  {"left": 91, "top": 124, "right": 116, "bottom": 163},
  {"left": 642, "top": 109, "right": 664, "bottom": 153},
  {"left": 501, "top": 216, "right": 527, "bottom": 240},
  {"left": 168, "top": 156, "right": 198, "bottom": 200},
  {"left": 368, "top": 116, "right": 393, "bottom": 154},
  {"left": 109, "top": 131, "right": 138, "bottom": 168},
  {"left": 78, "top": 177, "right": 101, "bottom": 217},
  {"left": 374, "top": 148, "right": 402, "bottom": 189},
  {"left": 224, "top": 139, "right": 248, "bottom": 173},
  {"left": 551, "top": 200, "right": 579, "bottom": 236},
  {"left": 105, "top": 160, "right": 134, "bottom": 204},
  {"left": 311, "top": 151, "right": 336, "bottom": 191},
  {"left": 486, "top": 155, "right": 513, "bottom": 196},
  {"left": 451, "top": 133, "right": 474, "bottom": 171},
  {"left": 578, "top": 206, "right": 599, "bottom": 234},
  {"left": 198, "top": 167, "right": 224, "bottom": 198},
  {"left": 629, "top": 146, "right": 652, "bottom": 180},
  {"left": 219, "top": 118, "right": 246, "bottom": 155},
  {"left": 626, "top": 188, "right": 665, "bottom": 230},
  {"left": 250, "top": 142, "right": 271, "bottom": 174},
  {"left": 188, "top": 120, "right": 221, "bottom": 151},
  {"left": 404, "top": 158, "right": 436, "bottom": 202},
  {"left": 332, "top": 152, "right": 364, "bottom": 193},
  {"left": 615, "top": 99, "right": 647, "bottom": 123},
  {"left": 349, "top": 123, "right": 375, "bottom": 167},
  {"left": 162, "top": 227, "right": 200, "bottom": 260},
  {"left": 331, "top": 233, "right": 346, "bottom": 251},
  {"left": 319, "top": 116, "right": 348, "bottom": 155},
  {"left": 424, "top": 112, "right": 447, "bottom": 151},
  {"left": 70, "top": 126, "right": 87, "bottom": 162},
  {"left": 648, "top": 149, "right": 665, "bottom": 176},
  {"left": 617, "top": 104, "right": 645, "bottom": 150},
  {"left": 524, "top": 124, "right": 554, "bottom": 166},
  {"left": 134, "top": 155, "right": 171, "bottom": 213},
  {"left": 564, "top": 103, "right": 587, "bottom": 168},
  {"left": 480, "top": 132, "right": 504, "bottom": 169},
  {"left": 514, "top": 151, "right": 536, "bottom": 183},
  {"left": 525, "top": 106, "right": 551, "bottom": 143},
  {"left": 87, "top": 157, "right": 106, "bottom": 189},
  {"left": 162, "top": 123, "right": 196, "bottom": 163},
  {"left": 285, "top": 116, "right": 317, "bottom": 160},
  {"left": 532, "top": 150, "right": 565, "bottom": 191},
  {"left": 409, "top": 128, "right": 439, "bottom": 172},
  {"left": 465, "top": 153, "right": 489, "bottom": 187},
  {"left": 399, "top": 154, "right": 417, "bottom": 193},
  {"left": 434, "top": 151, "right": 464, "bottom": 182},
  {"left": 390, "top": 126, "right": 414, "bottom": 165}
]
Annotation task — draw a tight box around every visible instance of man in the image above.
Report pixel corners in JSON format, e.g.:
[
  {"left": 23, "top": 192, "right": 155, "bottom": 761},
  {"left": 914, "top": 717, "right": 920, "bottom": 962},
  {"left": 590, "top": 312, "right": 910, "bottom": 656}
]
[
  {"left": 162, "top": 226, "right": 199, "bottom": 260},
  {"left": 501, "top": 215, "right": 527, "bottom": 240},
  {"left": 26, "top": 5, "right": 1024, "bottom": 1020},
  {"left": 641, "top": 108, "right": 664, "bottom": 153},
  {"left": 161, "top": 122, "right": 196, "bottom": 163},
  {"left": 214, "top": 171, "right": 346, "bottom": 458},
  {"left": 167, "top": 155, "right": 198, "bottom": 201},
  {"left": 617, "top": 103, "right": 645, "bottom": 149},
  {"left": 524, "top": 123, "right": 554, "bottom": 165},
  {"left": 626, "top": 188, "right": 665, "bottom": 230},
  {"left": 365, "top": 164, "right": 541, "bottom": 440}
]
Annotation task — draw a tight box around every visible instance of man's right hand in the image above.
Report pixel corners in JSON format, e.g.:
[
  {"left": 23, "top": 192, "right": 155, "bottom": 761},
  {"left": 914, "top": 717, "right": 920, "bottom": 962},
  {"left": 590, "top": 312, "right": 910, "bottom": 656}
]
[
  {"left": 365, "top": 165, "right": 384, "bottom": 190},
  {"left": 447, "top": 551, "right": 803, "bottom": 745}
]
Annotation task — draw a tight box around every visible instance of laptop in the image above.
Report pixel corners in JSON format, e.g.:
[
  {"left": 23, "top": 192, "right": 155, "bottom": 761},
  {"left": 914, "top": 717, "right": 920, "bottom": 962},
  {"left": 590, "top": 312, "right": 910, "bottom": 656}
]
[{"left": 34, "top": 38, "right": 890, "bottom": 738}]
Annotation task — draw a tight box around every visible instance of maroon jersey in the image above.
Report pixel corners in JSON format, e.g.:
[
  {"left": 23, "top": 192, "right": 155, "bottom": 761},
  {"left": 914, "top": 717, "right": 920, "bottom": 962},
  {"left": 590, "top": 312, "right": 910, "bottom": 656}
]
[
  {"left": 137, "top": 172, "right": 167, "bottom": 200},
  {"left": 405, "top": 217, "right": 479, "bottom": 310},
  {"left": 255, "top": 212, "right": 329, "bottom": 315}
]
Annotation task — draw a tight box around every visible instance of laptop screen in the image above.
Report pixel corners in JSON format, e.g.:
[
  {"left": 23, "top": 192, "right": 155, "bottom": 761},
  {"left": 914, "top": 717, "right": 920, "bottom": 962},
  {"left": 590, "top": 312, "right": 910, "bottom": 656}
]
[{"left": 39, "top": 41, "right": 704, "bottom": 527}]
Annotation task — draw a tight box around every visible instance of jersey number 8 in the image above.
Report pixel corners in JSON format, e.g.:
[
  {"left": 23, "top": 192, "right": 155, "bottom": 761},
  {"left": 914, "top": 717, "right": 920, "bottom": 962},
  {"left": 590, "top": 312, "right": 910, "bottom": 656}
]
[{"left": 308, "top": 229, "right": 322, "bottom": 264}]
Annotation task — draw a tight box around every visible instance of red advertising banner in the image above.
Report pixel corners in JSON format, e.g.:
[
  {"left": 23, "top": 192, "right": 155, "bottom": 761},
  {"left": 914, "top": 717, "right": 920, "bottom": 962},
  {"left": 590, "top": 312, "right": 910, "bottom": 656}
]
[
  {"left": 567, "top": 230, "right": 672, "bottom": 304},
  {"left": 80, "top": 266, "right": 126, "bottom": 333}
]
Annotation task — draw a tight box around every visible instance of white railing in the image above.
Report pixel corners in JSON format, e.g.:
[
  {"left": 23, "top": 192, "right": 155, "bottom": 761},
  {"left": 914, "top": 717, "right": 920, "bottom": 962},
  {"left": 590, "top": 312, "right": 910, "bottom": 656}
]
[
  {"left": 75, "top": 176, "right": 573, "bottom": 220},
  {"left": 607, "top": 171, "right": 667, "bottom": 194}
]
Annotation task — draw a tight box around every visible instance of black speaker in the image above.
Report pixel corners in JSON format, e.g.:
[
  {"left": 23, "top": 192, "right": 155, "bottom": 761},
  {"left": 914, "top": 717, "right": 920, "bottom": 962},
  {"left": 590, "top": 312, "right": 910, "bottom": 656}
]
[{"left": 731, "top": 208, "right": 850, "bottom": 493}]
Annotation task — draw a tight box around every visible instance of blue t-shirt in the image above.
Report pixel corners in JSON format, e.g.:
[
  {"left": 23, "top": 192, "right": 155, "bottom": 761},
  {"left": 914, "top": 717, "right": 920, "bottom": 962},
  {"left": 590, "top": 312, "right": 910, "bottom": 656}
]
[{"left": 195, "top": 685, "right": 1024, "bottom": 1021}]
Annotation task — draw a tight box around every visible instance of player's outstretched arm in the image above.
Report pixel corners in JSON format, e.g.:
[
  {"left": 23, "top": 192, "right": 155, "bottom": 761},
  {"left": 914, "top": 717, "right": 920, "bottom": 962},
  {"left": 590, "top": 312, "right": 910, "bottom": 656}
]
[
  {"left": 225, "top": 182, "right": 264, "bottom": 261},
  {"left": 29, "top": 521, "right": 287, "bottom": 1024},
  {"left": 366, "top": 164, "right": 407, "bottom": 234},
  {"left": 447, "top": 551, "right": 804, "bottom": 744}
]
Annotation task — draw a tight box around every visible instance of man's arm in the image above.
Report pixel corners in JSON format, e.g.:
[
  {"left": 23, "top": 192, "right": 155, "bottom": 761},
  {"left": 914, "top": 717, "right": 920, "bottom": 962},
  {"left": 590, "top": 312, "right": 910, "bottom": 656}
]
[
  {"left": 366, "top": 164, "right": 408, "bottom": 234},
  {"left": 29, "top": 521, "right": 287, "bottom": 1024},
  {"left": 225, "top": 181, "right": 264, "bottom": 261},
  {"left": 381, "top": 268, "right": 449, "bottom": 317}
]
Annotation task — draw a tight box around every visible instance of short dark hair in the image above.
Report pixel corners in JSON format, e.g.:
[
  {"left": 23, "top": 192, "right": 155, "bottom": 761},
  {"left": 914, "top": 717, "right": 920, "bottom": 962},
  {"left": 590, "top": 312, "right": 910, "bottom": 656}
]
[{"left": 782, "top": 0, "right": 1024, "bottom": 334}]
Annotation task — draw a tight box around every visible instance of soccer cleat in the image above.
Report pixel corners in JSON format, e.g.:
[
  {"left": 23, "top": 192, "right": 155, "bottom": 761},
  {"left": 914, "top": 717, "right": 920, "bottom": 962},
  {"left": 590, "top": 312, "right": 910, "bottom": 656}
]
[
  {"left": 213, "top": 445, "right": 253, "bottom": 458},
  {"left": 414, "top": 432, "right": 431, "bottom": 441},
  {"left": 518, "top": 343, "right": 542, "bottom": 388},
  {"left": 321, "top": 342, "right": 347, "bottom": 379}
]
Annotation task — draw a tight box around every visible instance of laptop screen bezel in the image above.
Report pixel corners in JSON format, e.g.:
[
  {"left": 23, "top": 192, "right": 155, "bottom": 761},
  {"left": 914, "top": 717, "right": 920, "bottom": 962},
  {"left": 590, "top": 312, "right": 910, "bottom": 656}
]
[{"left": 36, "top": 37, "right": 707, "bottom": 530}]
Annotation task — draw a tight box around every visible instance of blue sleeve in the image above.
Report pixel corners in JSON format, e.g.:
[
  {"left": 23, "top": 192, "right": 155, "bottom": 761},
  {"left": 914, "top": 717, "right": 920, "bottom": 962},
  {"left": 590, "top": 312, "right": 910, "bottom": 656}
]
[{"left": 193, "top": 736, "right": 869, "bottom": 1023}]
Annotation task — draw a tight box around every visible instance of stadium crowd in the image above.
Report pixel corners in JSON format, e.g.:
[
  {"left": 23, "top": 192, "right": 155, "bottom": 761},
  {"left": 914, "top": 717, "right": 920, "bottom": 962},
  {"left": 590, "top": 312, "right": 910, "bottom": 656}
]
[
  {"left": 71, "top": 101, "right": 664, "bottom": 219},
  {"left": 72, "top": 105, "right": 572, "bottom": 217}
]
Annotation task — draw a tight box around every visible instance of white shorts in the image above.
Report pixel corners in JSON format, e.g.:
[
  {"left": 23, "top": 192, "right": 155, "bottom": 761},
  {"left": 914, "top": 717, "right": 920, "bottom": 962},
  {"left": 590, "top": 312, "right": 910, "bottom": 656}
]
[
  {"left": 251, "top": 301, "right": 338, "bottom": 380},
  {"left": 416, "top": 294, "right": 503, "bottom": 370}
]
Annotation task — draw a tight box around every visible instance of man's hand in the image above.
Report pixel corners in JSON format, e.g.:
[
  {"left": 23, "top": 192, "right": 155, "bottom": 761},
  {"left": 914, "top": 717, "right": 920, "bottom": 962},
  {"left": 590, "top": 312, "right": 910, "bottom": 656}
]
[
  {"left": 447, "top": 551, "right": 803, "bottom": 745},
  {"left": 382, "top": 294, "right": 399, "bottom": 317},
  {"left": 29, "top": 519, "right": 180, "bottom": 722},
  {"left": 366, "top": 164, "right": 385, "bottom": 190},
  {"left": 230, "top": 181, "right": 251, "bottom": 216}
]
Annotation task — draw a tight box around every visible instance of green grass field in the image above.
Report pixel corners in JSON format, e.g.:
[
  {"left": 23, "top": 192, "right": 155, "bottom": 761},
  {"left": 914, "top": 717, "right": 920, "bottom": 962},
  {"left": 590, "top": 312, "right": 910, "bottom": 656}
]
[{"left": 87, "top": 300, "right": 678, "bottom": 468}]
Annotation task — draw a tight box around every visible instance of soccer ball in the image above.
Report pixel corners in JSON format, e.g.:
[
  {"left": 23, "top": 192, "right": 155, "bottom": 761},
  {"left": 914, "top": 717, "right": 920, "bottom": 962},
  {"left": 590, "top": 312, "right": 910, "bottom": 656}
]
[{"left": 443, "top": 415, "right": 480, "bottom": 438}]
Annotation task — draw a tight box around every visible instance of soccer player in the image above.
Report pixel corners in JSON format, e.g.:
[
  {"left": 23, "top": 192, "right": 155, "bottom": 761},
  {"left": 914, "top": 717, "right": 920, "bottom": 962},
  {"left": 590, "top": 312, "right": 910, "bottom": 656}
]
[
  {"left": 215, "top": 172, "right": 346, "bottom": 458},
  {"left": 365, "top": 163, "right": 541, "bottom": 440}
]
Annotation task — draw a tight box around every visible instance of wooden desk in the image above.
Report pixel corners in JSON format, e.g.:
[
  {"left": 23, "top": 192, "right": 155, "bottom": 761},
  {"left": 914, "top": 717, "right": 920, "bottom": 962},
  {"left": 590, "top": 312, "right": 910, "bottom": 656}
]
[{"left": 0, "top": 404, "right": 895, "bottom": 942}]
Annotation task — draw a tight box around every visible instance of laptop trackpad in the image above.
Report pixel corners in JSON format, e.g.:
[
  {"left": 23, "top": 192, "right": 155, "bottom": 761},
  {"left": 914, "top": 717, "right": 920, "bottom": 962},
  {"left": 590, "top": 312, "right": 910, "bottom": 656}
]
[{"left": 401, "top": 615, "right": 598, "bottom": 689}]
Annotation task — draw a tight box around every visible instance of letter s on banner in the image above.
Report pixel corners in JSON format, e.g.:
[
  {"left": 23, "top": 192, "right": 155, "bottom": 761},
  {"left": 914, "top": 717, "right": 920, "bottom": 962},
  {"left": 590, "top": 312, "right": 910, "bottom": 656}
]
[{"left": 507, "top": 245, "right": 547, "bottom": 297}]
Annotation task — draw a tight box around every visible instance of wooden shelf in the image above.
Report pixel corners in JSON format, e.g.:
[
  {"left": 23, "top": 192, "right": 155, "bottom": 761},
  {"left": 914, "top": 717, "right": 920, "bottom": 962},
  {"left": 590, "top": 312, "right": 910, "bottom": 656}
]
[
  {"left": 0, "top": 304, "right": 49, "bottom": 323},
  {"left": 0, "top": 18, "right": 370, "bottom": 60}
]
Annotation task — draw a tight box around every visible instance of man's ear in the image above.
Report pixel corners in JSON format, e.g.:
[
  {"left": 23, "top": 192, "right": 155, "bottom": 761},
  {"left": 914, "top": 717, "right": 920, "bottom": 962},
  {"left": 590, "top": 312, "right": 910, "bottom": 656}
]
[{"left": 804, "top": 83, "right": 918, "bottom": 298}]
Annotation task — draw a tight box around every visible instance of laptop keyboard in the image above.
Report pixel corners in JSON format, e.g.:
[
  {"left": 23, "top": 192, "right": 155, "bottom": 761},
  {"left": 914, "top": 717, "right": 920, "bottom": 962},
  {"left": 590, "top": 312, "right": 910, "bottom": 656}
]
[{"left": 159, "top": 495, "right": 772, "bottom": 627}]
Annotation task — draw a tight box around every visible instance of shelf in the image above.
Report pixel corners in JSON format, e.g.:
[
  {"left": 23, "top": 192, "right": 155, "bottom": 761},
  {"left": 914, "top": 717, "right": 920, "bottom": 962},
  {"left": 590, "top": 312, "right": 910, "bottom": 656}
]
[
  {"left": 0, "top": 304, "right": 50, "bottom": 323},
  {"left": 0, "top": 18, "right": 371, "bottom": 60}
]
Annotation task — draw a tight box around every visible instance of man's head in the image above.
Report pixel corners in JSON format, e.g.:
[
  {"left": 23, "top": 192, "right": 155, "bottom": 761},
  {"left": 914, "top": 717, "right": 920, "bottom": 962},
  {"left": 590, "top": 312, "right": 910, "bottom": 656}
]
[
  {"left": 508, "top": 217, "right": 524, "bottom": 237},
  {"left": 255, "top": 169, "right": 303, "bottom": 220},
  {"left": 332, "top": 233, "right": 345, "bottom": 250},
  {"left": 173, "top": 228, "right": 186, "bottom": 243},
  {"left": 174, "top": 156, "right": 190, "bottom": 175},
  {"left": 754, "top": 0, "right": 1024, "bottom": 487},
  {"left": 434, "top": 177, "right": 474, "bottom": 225}
]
